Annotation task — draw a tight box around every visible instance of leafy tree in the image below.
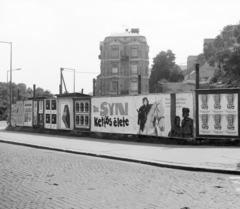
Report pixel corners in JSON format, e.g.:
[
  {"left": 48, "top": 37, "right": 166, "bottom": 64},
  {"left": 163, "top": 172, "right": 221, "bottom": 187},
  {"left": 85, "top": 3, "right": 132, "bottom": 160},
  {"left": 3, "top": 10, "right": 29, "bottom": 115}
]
[
  {"left": 204, "top": 22, "right": 240, "bottom": 77},
  {"left": 196, "top": 53, "right": 206, "bottom": 67},
  {"left": 149, "top": 50, "right": 183, "bottom": 92},
  {"left": 169, "top": 65, "right": 184, "bottom": 82},
  {"left": 0, "top": 82, "right": 53, "bottom": 120}
]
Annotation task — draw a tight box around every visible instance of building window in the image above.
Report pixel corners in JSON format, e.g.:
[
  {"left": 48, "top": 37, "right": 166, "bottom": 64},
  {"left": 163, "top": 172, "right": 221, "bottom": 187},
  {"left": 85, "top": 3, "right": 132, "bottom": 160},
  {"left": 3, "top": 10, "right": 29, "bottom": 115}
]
[
  {"left": 112, "top": 81, "right": 118, "bottom": 91},
  {"left": 112, "top": 66, "right": 118, "bottom": 74},
  {"left": 131, "top": 81, "right": 138, "bottom": 91},
  {"left": 112, "top": 48, "right": 119, "bottom": 58},
  {"left": 131, "top": 65, "right": 138, "bottom": 74},
  {"left": 131, "top": 48, "right": 138, "bottom": 57}
]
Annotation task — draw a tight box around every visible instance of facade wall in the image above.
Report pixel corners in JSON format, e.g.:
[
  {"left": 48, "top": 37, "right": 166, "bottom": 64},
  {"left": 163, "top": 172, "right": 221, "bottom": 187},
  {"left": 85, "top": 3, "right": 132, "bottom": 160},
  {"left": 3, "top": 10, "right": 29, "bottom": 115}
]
[
  {"left": 187, "top": 56, "right": 197, "bottom": 69},
  {"left": 96, "top": 31, "right": 149, "bottom": 96}
]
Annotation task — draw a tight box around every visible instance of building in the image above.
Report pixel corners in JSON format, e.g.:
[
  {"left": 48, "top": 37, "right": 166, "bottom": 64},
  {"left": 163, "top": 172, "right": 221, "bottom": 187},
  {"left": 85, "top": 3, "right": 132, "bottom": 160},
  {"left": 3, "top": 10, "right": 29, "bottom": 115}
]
[
  {"left": 95, "top": 28, "right": 149, "bottom": 96},
  {"left": 187, "top": 55, "right": 198, "bottom": 69}
]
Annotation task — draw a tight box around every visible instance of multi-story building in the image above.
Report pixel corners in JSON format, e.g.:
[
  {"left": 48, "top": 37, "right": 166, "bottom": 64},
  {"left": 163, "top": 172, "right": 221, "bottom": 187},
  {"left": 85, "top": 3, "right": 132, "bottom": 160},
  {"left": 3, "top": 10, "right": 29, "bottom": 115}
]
[
  {"left": 187, "top": 55, "right": 198, "bottom": 69},
  {"left": 95, "top": 28, "right": 149, "bottom": 96}
]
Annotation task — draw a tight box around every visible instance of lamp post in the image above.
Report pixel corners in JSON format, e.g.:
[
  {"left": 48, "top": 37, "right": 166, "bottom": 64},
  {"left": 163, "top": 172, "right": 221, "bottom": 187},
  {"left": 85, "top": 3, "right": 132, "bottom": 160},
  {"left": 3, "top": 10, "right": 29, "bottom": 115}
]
[
  {"left": 0, "top": 41, "right": 12, "bottom": 125},
  {"left": 7, "top": 68, "right": 21, "bottom": 83}
]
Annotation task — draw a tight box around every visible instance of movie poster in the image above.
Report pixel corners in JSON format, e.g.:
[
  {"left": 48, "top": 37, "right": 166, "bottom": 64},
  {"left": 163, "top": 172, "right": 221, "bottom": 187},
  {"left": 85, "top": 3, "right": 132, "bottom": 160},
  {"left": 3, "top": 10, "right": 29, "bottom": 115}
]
[
  {"left": 198, "top": 93, "right": 238, "bottom": 136},
  {"left": 91, "top": 93, "right": 194, "bottom": 137},
  {"left": 16, "top": 101, "right": 24, "bottom": 126},
  {"left": 45, "top": 114, "right": 50, "bottom": 128},
  {"left": 75, "top": 100, "right": 90, "bottom": 129},
  {"left": 45, "top": 99, "right": 51, "bottom": 129},
  {"left": 11, "top": 104, "right": 17, "bottom": 127},
  {"left": 23, "top": 100, "right": 33, "bottom": 127},
  {"left": 51, "top": 114, "right": 57, "bottom": 129},
  {"left": 60, "top": 101, "right": 71, "bottom": 129},
  {"left": 33, "top": 101, "right": 38, "bottom": 126},
  {"left": 44, "top": 99, "right": 58, "bottom": 129},
  {"left": 38, "top": 100, "right": 44, "bottom": 126}
]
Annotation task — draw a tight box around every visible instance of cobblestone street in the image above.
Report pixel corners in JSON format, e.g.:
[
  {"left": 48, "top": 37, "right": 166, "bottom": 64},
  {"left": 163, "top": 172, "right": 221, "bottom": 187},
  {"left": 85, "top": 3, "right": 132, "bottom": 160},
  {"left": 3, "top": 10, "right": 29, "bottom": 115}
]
[{"left": 0, "top": 143, "right": 240, "bottom": 209}]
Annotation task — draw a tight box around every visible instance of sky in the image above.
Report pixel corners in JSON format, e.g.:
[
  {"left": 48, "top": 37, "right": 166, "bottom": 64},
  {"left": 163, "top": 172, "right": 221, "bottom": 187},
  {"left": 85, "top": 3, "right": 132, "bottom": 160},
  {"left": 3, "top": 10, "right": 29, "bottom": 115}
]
[{"left": 0, "top": 0, "right": 240, "bottom": 94}]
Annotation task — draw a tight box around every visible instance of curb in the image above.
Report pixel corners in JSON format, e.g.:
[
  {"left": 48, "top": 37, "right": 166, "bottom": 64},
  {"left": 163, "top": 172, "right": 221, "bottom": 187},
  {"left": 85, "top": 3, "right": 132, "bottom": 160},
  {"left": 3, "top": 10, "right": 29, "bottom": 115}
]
[{"left": 0, "top": 139, "right": 240, "bottom": 175}]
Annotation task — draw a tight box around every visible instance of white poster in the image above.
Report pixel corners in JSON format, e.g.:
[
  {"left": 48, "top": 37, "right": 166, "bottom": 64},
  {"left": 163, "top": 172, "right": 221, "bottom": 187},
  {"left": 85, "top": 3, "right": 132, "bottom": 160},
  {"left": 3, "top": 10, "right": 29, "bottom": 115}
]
[
  {"left": 39, "top": 101, "right": 43, "bottom": 114},
  {"left": 91, "top": 93, "right": 194, "bottom": 137},
  {"left": 33, "top": 101, "right": 38, "bottom": 126},
  {"left": 198, "top": 93, "right": 238, "bottom": 136},
  {"left": 16, "top": 101, "right": 24, "bottom": 126},
  {"left": 23, "top": 100, "right": 33, "bottom": 127}
]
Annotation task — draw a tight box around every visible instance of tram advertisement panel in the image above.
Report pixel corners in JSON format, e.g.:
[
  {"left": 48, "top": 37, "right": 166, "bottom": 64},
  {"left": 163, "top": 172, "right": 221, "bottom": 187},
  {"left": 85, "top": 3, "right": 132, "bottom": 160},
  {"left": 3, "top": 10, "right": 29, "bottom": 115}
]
[{"left": 91, "top": 93, "right": 194, "bottom": 137}]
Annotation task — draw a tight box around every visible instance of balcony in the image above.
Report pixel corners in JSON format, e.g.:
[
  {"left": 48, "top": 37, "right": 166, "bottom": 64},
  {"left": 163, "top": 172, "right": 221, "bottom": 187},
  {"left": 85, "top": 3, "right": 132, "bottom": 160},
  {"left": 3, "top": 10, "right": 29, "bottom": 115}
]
[{"left": 120, "top": 55, "right": 129, "bottom": 61}]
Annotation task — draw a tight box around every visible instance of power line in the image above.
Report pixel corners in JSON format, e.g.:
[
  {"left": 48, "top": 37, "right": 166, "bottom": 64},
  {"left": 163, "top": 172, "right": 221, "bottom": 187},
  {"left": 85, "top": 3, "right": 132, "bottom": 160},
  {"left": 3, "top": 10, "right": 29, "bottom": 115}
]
[{"left": 64, "top": 69, "right": 99, "bottom": 74}]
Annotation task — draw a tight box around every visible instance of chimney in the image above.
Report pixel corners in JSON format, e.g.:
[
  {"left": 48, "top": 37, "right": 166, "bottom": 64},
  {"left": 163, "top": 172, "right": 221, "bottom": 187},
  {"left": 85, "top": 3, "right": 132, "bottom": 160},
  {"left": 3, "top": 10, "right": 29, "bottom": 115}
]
[{"left": 131, "top": 28, "right": 139, "bottom": 34}]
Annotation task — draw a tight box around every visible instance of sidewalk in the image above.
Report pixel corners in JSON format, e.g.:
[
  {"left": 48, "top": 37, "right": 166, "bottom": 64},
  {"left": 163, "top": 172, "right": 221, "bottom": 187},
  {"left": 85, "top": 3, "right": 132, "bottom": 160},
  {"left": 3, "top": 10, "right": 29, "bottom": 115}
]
[{"left": 0, "top": 128, "right": 240, "bottom": 174}]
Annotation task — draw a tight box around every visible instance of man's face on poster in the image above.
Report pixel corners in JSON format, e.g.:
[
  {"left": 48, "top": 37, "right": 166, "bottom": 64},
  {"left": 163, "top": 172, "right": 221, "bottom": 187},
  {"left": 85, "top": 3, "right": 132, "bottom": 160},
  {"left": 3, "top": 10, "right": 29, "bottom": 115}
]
[{"left": 143, "top": 98, "right": 148, "bottom": 106}]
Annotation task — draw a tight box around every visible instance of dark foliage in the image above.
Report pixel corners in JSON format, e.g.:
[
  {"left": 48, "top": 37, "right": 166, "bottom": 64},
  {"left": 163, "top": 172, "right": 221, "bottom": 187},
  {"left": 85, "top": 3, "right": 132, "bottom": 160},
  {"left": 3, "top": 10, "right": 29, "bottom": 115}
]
[{"left": 149, "top": 50, "right": 184, "bottom": 93}]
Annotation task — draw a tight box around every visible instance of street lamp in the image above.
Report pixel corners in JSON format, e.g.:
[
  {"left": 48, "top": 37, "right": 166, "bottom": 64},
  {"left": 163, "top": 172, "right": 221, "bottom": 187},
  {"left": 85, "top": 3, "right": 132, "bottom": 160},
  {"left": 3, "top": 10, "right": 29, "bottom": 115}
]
[
  {"left": 0, "top": 41, "right": 12, "bottom": 126},
  {"left": 7, "top": 68, "right": 21, "bottom": 83}
]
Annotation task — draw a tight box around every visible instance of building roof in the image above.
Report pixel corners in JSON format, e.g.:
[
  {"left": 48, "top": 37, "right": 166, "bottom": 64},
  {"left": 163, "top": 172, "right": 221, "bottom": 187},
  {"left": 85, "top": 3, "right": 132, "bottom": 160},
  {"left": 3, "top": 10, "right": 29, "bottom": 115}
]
[
  {"left": 55, "top": 93, "right": 91, "bottom": 98},
  {"left": 107, "top": 32, "right": 145, "bottom": 38}
]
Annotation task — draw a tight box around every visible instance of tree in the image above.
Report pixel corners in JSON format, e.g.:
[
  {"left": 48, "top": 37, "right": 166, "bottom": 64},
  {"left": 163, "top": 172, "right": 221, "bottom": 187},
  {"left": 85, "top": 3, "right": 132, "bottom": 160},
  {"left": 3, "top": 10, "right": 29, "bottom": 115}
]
[
  {"left": 0, "top": 82, "right": 53, "bottom": 121},
  {"left": 204, "top": 22, "right": 240, "bottom": 77},
  {"left": 169, "top": 65, "right": 184, "bottom": 82},
  {"left": 149, "top": 50, "right": 183, "bottom": 92}
]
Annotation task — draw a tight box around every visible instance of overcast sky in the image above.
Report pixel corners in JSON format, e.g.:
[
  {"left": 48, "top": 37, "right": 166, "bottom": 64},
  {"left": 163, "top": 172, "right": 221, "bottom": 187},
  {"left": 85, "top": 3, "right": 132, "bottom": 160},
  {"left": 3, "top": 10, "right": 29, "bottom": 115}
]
[{"left": 0, "top": 0, "right": 239, "bottom": 94}]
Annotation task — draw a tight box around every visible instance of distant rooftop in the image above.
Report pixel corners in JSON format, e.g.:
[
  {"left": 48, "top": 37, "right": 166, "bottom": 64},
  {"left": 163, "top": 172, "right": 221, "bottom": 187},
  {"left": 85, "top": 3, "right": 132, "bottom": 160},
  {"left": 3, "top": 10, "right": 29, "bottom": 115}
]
[
  {"left": 107, "top": 28, "right": 146, "bottom": 38},
  {"left": 108, "top": 31, "right": 144, "bottom": 38}
]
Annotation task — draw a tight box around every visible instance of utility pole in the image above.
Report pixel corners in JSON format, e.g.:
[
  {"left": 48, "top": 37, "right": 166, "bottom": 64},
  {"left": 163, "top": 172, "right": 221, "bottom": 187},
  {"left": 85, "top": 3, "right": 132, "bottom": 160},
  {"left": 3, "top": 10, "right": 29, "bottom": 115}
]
[
  {"left": 138, "top": 75, "right": 141, "bottom": 94},
  {"left": 195, "top": 63, "right": 200, "bottom": 90}
]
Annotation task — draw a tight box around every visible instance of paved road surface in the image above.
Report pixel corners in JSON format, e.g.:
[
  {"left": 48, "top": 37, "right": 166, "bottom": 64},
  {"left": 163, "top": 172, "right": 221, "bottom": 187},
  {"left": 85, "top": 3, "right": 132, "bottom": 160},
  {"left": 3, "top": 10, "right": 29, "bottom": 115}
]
[{"left": 0, "top": 143, "right": 240, "bottom": 209}]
